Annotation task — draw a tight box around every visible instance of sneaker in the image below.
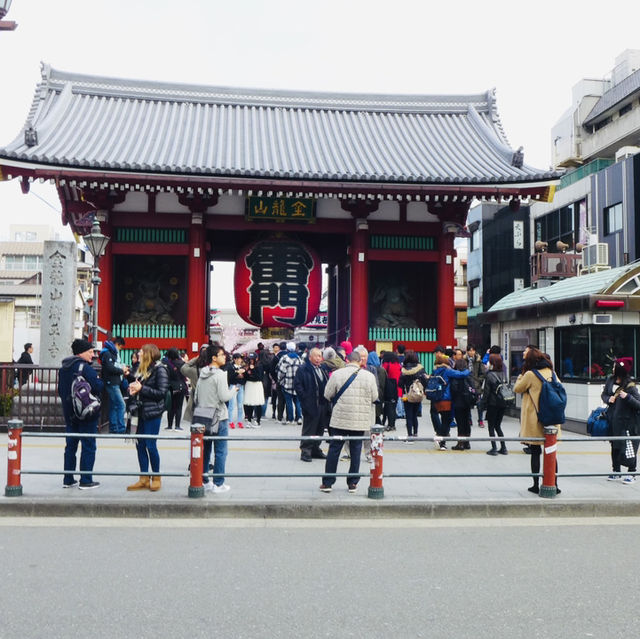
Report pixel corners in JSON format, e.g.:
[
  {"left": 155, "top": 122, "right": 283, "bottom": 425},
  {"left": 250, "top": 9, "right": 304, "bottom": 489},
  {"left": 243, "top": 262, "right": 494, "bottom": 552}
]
[
  {"left": 212, "top": 483, "right": 231, "bottom": 493},
  {"left": 63, "top": 481, "right": 78, "bottom": 489},
  {"left": 607, "top": 474, "right": 622, "bottom": 481},
  {"left": 237, "top": 422, "right": 244, "bottom": 429},
  {"left": 319, "top": 484, "right": 332, "bottom": 493},
  {"left": 280, "top": 419, "right": 287, "bottom": 424},
  {"left": 347, "top": 484, "right": 358, "bottom": 493},
  {"left": 439, "top": 442, "right": 447, "bottom": 451},
  {"left": 253, "top": 421, "right": 262, "bottom": 428},
  {"left": 623, "top": 475, "right": 637, "bottom": 485},
  {"left": 449, "top": 420, "right": 457, "bottom": 429},
  {"left": 175, "top": 426, "right": 184, "bottom": 431},
  {"left": 78, "top": 481, "right": 100, "bottom": 490},
  {"left": 478, "top": 420, "right": 485, "bottom": 428},
  {"left": 297, "top": 418, "right": 303, "bottom": 425},
  {"left": 229, "top": 422, "right": 235, "bottom": 429},
  {"left": 203, "top": 481, "right": 214, "bottom": 492}
]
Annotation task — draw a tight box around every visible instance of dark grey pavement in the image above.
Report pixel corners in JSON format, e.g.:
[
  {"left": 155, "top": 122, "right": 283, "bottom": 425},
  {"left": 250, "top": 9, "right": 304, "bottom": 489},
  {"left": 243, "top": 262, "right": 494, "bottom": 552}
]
[{"left": 2, "top": 412, "right": 639, "bottom": 518}]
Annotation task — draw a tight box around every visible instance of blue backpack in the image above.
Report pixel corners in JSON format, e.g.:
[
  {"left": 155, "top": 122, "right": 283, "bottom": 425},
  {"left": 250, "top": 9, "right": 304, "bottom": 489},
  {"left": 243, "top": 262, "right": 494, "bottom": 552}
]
[
  {"left": 587, "top": 406, "right": 610, "bottom": 437},
  {"left": 531, "top": 369, "right": 567, "bottom": 426},
  {"left": 426, "top": 372, "right": 447, "bottom": 402}
]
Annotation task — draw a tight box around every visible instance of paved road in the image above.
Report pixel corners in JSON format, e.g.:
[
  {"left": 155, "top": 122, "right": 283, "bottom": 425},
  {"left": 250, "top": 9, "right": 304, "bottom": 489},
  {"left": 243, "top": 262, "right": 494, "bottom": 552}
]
[{"left": 0, "top": 516, "right": 636, "bottom": 638}]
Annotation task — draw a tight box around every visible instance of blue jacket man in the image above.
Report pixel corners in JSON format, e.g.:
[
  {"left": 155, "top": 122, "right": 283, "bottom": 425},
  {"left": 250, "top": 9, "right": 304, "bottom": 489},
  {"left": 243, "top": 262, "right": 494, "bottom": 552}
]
[
  {"left": 293, "top": 347, "right": 329, "bottom": 461},
  {"left": 99, "top": 337, "right": 128, "bottom": 433},
  {"left": 58, "top": 338, "right": 104, "bottom": 489}
]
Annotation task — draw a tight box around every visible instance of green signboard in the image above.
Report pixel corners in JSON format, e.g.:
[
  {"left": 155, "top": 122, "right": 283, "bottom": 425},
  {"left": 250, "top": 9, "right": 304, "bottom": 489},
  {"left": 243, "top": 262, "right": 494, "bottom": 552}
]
[{"left": 246, "top": 197, "right": 315, "bottom": 222}]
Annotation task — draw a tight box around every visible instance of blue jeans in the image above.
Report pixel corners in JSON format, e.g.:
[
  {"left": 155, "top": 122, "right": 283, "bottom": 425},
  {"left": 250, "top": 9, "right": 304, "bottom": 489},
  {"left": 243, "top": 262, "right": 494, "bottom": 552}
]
[
  {"left": 323, "top": 427, "right": 364, "bottom": 488},
  {"left": 283, "top": 390, "right": 302, "bottom": 422},
  {"left": 203, "top": 419, "right": 229, "bottom": 486},
  {"left": 106, "top": 383, "right": 126, "bottom": 433},
  {"left": 64, "top": 414, "right": 98, "bottom": 485},
  {"left": 228, "top": 385, "right": 244, "bottom": 423},
  {"left": 136, "top": 416, "right": 161, "bottom": 473}
]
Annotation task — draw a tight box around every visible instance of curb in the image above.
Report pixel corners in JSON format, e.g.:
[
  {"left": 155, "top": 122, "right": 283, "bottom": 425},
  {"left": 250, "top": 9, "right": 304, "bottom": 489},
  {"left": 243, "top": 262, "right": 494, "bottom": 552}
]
[{"left": 2, "top": 499, "right": 640, "bottom": 519}]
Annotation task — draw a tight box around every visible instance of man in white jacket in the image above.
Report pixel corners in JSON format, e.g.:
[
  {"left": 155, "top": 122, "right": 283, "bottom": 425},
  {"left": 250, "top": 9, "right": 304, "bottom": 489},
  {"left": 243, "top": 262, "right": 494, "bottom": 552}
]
[{"left": 320, "top": 350, "right": 378, "bottom": 493}]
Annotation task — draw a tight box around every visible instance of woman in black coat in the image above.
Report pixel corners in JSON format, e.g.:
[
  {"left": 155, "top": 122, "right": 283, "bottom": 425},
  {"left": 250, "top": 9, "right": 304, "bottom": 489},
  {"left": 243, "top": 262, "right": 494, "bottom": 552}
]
[
  {"left": 601, "top": 357, "right": 640, "bottom": 483},
  {"left": 127, "top": 343, "right": 169, "bottom": 492},
  {"left": 398, "top": 350, "right": 429, "bottom": 439},
  {"left": 480, "top": 353, "right": 508, "bottom": 456}
]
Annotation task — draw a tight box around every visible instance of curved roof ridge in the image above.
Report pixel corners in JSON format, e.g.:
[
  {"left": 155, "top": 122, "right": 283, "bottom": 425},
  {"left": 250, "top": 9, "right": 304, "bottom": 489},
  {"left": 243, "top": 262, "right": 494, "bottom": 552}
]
[{"left": 43, "top": 64, "right": 497, "bottom": 115}]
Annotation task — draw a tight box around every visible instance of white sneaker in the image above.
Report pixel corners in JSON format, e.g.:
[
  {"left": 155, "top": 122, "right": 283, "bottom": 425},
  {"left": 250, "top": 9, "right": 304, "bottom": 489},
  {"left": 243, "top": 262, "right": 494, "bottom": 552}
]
[
  {"left": 203, "top": 482, "right": 214, "bottom": 492},
  {"left": 212, "top": 483, "right": 231, "bottom": 493},
  {"left": 623, "top": 475, "right": 636, "bottom": 485}
]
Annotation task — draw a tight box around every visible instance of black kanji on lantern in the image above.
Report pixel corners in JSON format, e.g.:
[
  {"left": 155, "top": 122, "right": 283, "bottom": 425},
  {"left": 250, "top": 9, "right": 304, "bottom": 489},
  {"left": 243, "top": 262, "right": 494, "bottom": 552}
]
[{"left": 245, "top": 241, "right": 313, "bottom": 326}]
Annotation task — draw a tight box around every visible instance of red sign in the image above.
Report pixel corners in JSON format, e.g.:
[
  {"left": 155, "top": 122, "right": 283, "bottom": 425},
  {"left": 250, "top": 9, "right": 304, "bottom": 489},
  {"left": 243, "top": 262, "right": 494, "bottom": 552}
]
[{"left": 234, "top": 238, "right": 322, "bottom": 328}]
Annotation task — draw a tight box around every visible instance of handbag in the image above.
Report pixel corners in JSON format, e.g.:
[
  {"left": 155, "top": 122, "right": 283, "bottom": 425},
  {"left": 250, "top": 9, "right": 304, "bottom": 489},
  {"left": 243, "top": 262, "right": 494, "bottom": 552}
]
[
  {"left": 193, "top": 405, "right": 221, "bottom": 435},
  {"left": 621, "top": 430, "right": 638, "bottom": 468}
]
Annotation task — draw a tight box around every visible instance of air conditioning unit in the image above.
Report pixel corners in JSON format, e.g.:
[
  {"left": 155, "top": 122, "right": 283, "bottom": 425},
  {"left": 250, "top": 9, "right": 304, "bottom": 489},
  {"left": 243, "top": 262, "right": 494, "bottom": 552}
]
[{"left": 582, "top": 243, "right": 609, "bottom": 268}]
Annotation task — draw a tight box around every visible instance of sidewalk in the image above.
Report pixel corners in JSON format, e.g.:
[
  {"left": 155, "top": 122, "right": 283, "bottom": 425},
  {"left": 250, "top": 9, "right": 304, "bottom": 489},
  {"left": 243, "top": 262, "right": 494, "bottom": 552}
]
[{"left": 2, "top": 412, "right": 639, "bottom": 518}]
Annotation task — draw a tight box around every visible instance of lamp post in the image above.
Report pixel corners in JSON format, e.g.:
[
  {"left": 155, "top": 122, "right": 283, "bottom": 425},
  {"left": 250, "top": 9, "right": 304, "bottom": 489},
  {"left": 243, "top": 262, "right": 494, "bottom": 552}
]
[
  {"left": 83, "top": 218, "right": 110, "bottom": 347},
  {"left": 0, "top": 0, "right": 18, "bottom": 31}
]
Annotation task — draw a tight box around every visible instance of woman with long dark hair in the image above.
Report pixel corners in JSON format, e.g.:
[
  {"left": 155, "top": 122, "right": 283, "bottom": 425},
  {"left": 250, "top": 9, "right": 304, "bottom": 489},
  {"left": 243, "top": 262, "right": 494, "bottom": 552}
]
[
  {"left": 399, "top": 350, "right": 430, "bottom": 440},
  {"left": 601, "top": 357, "right": 640, "bottom": 483},
  {"left": 514, "top": 346, "right": 560, "bottom": 494},
  {"left": 481, "top": 353, "right": 508, "bottom": 455},
  {"left": 127, "top": 343, "right": 169, "bottom": 492}
]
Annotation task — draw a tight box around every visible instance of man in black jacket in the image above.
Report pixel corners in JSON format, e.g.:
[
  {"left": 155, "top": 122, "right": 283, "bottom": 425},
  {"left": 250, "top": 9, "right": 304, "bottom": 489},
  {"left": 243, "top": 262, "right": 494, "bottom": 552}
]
[
  {"left": 16, "top": 342, "right": 34, "bottom": 386},
  {"left": 294, "top": 347, "right": 329, "bottom": 462},
  {"left": 99, "top": 336, "right": 129, "bottom": 434}
]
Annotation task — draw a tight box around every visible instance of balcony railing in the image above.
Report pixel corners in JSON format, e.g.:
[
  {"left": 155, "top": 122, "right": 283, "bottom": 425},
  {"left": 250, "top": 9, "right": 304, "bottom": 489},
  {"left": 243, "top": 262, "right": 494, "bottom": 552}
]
[{"left": 531, "top": 252, "right": 581, "bottom": 285}]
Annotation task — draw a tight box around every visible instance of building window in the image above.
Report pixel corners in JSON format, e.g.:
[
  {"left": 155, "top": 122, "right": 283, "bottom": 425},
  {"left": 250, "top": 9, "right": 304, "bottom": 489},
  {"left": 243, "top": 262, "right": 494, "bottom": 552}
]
[
  {"left": 556, "top": 325, "right": 637, "bottom": 380},
  {"left": 27, "top": 306, "right": 41, "bottom": 328},
  {"left": 470, "top": 228, "right": 480, "bottom": 252},
  {"left": 604, "top": 202, "right": 623, "bottom": 236},
  {"left": 619, "top": 103, "right": 632, "bottom": 117},
  {"left": 471, "top": 285, "right": 480, "bottom": 308},
  {"left": 3, "top": 255, "right": 43, "bottom": 270},
  {"left": 593, "top": 117, "right": 611, "bottom": 132}
]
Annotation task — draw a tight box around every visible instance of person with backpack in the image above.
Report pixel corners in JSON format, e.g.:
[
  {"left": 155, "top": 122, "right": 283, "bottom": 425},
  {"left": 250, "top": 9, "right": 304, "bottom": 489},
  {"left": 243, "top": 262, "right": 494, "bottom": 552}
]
[
  {"left": 514, "top": 346, "right": 562, "bottom": 495},
  {"left": 450, "top": 356, "right": 476, "bottom": 450},
  {"left": 399, "top": 350, "right": 429, "bottom": 440},
  {"left": 601, "top": 357, "right": 640, "bottom": 484},
  {"left": 480, "top": 353, "right": 511, "bottom": 456},
  {"left": 58, "top": 338, "right": 104, "bottom": 490},
  {"left": 126, "top": 344, "right": 169, "bottom": 492},
  {"left": 429, "top": 352, "right": 470, "bottom": 450}
]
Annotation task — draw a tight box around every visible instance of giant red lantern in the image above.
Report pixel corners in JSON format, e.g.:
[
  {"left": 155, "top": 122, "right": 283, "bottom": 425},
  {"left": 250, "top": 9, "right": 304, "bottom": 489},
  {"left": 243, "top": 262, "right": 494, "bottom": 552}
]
[{"left": 234, "top": 238, "right": 322, "bottom": 328}]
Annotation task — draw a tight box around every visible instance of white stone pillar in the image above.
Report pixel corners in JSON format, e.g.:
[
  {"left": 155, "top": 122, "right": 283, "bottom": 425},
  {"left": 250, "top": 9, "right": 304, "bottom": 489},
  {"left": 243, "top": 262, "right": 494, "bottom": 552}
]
[{"left": 39, "top": 241, "right": 77, "bottom": 367}]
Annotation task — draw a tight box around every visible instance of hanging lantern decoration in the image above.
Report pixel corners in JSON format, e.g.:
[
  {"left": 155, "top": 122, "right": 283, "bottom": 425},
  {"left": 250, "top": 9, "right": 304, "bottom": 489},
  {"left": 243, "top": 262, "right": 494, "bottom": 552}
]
[{"left": 234, "top": 238, "right": 322, "bottom": 328}]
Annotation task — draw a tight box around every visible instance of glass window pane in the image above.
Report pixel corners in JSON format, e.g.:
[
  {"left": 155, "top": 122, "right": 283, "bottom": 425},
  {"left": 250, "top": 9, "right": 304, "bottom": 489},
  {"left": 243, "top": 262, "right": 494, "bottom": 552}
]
[
  {"left": 556, "top": 327, "right": 589, "bottom": 379},
  {"left": 590, "top": 325, "right": 636, "bottom": 379}
]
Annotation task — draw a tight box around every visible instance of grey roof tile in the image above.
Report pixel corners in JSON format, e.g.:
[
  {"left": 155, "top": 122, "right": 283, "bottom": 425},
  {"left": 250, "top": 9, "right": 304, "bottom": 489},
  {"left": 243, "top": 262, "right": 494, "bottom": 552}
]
[
  {"left": 584, "top": 67, "right": 640, "bottom": 125},
  {"left": 0, "top": 64, "right": 560, "bottom": 184}
]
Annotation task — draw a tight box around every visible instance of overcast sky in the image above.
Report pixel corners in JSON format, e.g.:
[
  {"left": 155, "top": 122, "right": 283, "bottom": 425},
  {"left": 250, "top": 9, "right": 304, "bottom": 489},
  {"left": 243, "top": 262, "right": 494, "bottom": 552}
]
[{"left": 0, "top": 0, "right": 637, "bottom": 302}]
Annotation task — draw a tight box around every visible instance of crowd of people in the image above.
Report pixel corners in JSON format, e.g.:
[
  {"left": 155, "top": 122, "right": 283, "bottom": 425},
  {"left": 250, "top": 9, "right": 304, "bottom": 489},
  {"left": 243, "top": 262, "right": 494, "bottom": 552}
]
[{"left": 55, "top": 335, "right": 639, "bottom": 495}]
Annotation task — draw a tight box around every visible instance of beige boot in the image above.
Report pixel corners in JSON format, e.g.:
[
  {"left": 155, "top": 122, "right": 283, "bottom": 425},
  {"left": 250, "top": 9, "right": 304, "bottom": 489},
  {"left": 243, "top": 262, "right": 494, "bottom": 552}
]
[
  {"left": 127, "top": 476, "right": 150, "bottom": 491},
  {"left": 150, "top": 476, "right": 162, "bottom": 492}
]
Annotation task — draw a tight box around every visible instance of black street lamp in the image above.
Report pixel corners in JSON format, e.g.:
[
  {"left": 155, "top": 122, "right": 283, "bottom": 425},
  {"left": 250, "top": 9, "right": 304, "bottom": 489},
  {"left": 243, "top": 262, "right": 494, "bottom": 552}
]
[
  {"left": 0, "top": 1, "right": 18, "bottom": 31},
  {"left": 82, "top": 217, "right": 110, "bottom": 347}
]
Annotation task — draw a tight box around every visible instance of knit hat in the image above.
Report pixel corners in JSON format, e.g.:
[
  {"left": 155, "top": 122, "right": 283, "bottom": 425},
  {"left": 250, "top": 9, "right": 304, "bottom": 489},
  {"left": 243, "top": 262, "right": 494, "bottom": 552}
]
[
  {"left": 615, "top": 357, "right": 634, "bottom": 370},
  {"left": 340, "top": 341, "right": 353, "bottom": 355},
  {"left": 286, "top": 341, "right": 296, "bottom": 352},
  {"left": 72, "top": 338, "right": 94, "bottom": 355}
]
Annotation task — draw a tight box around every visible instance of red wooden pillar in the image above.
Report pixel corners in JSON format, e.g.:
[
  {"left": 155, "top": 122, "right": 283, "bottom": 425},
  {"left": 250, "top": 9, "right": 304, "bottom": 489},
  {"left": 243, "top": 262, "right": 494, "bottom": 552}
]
[
  {"left": 96, "top": 215, "right": 113, "bottom": 344},
  {"left": 437, "top": 232, "right": 455, "bottom": 347},
  {"left": 187, "top": 214, "right": 207, "bottom": 357},
  {"left": 349, "top": 223, "right": 369, "bottom": 345}
]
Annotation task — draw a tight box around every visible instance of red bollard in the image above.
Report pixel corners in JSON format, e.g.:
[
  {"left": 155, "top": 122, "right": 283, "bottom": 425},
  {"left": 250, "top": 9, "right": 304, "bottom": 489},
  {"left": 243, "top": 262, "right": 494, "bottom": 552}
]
[
  {"left": 188, "top": 425, "right": 205, "bottom": 498},
  {"left": 5, "top": 419, "right": 23, "bottom": 497},
  {"left": 540, "top": 425, "right": 558, "bottom": 498},
  {"left": 368, "top": 424, "right": 384, "bottom": 499}
]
